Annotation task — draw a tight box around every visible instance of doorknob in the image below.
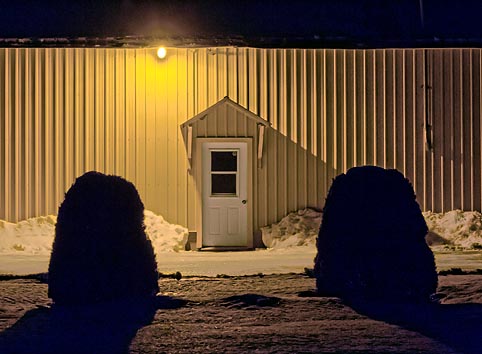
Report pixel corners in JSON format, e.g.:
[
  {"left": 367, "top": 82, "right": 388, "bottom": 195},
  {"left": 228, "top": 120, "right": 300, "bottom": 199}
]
[{"left": 242, "top": 200, "right": 247, "bottom": 204}]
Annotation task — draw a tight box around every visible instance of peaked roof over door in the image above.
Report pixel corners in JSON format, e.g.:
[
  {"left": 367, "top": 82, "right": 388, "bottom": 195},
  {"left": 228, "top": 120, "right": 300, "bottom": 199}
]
[
  {"left": 180, "top": 96, "right": 270, "bottom": 129},
  {"left": 180, "top": 96, "right": 270, "bottom": 169}
]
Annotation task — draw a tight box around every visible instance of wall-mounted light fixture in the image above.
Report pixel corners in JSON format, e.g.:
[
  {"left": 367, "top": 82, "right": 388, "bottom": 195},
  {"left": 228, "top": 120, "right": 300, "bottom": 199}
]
[{"left": 157, "top": 47, "right": 167, "bottom": 59}]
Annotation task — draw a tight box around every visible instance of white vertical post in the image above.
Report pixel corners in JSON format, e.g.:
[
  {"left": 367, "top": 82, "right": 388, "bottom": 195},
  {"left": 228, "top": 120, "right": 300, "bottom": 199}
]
[
  {"left": 257, "top": 125, "right": 265, "bottom": 168},
  {"left": 187, "top": 125, "right": 193, "bottom": 170}
]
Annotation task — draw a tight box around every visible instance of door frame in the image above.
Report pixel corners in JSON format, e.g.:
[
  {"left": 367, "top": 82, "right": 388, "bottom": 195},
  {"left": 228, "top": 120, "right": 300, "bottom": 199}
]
[{"left": 195, "top": 138, "right": 253, "bottom": 249}]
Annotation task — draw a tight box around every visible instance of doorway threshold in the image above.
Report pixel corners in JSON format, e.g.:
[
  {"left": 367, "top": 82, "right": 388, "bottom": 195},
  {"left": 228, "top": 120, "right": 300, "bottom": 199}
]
[{"left": 199, "top": 246, "right": 253, "bottom": 252}]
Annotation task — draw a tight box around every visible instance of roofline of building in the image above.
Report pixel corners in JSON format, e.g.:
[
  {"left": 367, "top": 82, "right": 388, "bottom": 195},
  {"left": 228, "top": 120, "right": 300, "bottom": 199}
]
[{"left": 2, "top": 35, "right": 482, "bottom": 49}]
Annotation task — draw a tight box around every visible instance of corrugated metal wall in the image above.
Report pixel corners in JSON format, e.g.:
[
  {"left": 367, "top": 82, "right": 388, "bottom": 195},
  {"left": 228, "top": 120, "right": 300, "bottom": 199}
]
[{"left": 1, "top": 47, "right": 482, "bottom": 228}]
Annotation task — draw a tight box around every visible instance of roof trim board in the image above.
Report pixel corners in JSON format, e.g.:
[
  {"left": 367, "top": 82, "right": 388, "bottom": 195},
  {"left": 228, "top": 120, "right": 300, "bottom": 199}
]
[{"left": 180, "top": 96, "right": 271, "bottom": 129}]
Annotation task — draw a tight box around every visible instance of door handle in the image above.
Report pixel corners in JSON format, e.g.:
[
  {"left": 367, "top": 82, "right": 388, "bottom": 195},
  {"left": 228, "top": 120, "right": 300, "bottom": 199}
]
[{"left": 242, "top": 200, "right": 247, "bottom": 204}]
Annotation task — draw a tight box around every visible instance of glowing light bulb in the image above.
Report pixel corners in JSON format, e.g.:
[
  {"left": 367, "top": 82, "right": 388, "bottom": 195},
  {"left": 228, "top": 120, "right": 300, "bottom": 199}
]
[{"left": 157, "top": 47, "right": 167, "bottom": 59}]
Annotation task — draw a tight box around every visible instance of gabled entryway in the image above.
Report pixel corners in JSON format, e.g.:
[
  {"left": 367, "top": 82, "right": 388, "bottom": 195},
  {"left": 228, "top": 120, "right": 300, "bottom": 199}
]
[{"left": 180, "top": 97, "right": 270, "bottom": 250}]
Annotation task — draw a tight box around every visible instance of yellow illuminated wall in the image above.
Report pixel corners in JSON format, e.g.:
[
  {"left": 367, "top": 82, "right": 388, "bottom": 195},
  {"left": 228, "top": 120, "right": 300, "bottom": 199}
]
[{"left": 1, "top": 47, "right": 482, "bottom": 228}]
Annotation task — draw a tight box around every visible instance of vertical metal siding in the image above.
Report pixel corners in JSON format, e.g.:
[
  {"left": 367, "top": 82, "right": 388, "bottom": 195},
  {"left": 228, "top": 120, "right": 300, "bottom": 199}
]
[{"left": 1, "top": 47, "right": 482, "bottom": 229}]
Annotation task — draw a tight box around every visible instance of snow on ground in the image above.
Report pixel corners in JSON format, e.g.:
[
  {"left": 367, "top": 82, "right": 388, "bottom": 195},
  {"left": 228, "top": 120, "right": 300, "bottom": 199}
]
[
  {"left": 0, "top": 248, "right": 318, "bottom": 277},
  {"left": 1, "top": 209, "right": 482, "bottom": 276},
  {"left": 423, "top": 210, "right": 482, "bottom": 249},
  {"left": 2, "top": 274, "right": 481, "bottom": 354},
  {"left": 261, "top": 208, "right": 321, "bottom": 249},
  {"left": 143, "top": 210, "right": 188, "bottom": 253},
  {"left": 3, "top": 208, "right": 482, "bottom": 257},
  {"left": 2, "top": 211, "right": 482, "bottom": 354},
  {"left": 0, "top": 216, "right": 57, "bottom": 255},
  {"left": 262, "top": 208, "right": 482, "bottom": 251},
  {"left": 0, "top": 211, "right": 188, "bottom": 256}
]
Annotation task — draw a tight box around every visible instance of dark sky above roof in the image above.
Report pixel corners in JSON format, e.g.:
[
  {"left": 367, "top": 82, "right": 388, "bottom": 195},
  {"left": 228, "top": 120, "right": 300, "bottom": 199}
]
[{"left": 1, "top": 1, "right": 482, "bottom": 47}]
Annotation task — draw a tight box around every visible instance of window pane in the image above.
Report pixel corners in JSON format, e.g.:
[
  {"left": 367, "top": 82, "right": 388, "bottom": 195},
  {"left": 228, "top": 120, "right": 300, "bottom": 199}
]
[
  {"left": 212, "top": 174, "right": 237, "bottom": 195},
  {"left": 211, "top": 151, "right": 237, "bottom": 172}
]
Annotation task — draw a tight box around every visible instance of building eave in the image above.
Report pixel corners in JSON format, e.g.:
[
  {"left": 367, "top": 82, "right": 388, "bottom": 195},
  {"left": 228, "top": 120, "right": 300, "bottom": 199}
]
[{"left": 3, "top": 35, "right": 482, "bottom": 49}]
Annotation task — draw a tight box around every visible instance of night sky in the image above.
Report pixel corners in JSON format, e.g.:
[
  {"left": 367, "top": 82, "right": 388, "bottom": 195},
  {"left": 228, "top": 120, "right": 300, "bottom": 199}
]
[{"left": 0, "top": 0, "right": 482, "bottom": 46}]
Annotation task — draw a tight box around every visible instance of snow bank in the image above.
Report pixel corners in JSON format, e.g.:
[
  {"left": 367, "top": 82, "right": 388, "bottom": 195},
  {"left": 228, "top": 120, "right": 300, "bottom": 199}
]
[
  {"left": 423, "top": 210, "right": 482, "bottom": 249},
  {"left": 0, "top": 216, "right": 57, "bottom": 255},
  {"left": 261, "top": 208, "right": 482, "bottom": 250},
  {"left": 261, "top": 208, "right": 321, "bottom": 249},
  {"left": 144, "top": 210, "right": 188, "bottom": 253},
  {"left": 0, "top": 211, "right": 188, "bottom": 255},
  {"left": 2, "top": 208, "right": 482, "bottom": 255}
]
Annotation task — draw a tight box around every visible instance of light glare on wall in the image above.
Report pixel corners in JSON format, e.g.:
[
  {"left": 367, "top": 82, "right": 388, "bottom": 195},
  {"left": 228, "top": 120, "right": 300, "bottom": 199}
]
[{"left": 157, "top": 47, "right": 167, "bottom": 59}]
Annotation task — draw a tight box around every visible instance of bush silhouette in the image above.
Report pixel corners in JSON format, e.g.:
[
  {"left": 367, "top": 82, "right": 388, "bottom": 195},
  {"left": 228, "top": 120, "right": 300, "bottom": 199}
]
[
  {"left": 48, "top": 171, "right": 159, "bottom": 305},
  {"left": 314, "top": 166, "right": 437, "bottom": 303}
]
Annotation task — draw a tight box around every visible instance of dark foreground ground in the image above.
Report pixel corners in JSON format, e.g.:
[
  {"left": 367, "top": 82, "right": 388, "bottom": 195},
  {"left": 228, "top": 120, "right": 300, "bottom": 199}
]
[{"left": 0, "top": 274, "right": 482, "bottom": 353}]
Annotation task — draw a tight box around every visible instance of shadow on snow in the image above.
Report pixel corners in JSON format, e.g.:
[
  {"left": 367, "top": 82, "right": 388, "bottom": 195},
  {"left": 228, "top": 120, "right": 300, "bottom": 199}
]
[
  {"left": 0, "top": 295, "right": 187, "bottom": 354},
  {"left": 349, "top": 300, "right": 482, "bottom": 354}
]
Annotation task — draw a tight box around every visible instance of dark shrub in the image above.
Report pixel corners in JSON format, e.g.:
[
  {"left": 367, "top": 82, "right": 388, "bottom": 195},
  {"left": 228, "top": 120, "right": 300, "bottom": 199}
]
[
  {"left": 48, "top": 171, "right": 159, "bottom": 305},
  {"left": 314, "top": 166, "right": 437, "bottom": 303}
]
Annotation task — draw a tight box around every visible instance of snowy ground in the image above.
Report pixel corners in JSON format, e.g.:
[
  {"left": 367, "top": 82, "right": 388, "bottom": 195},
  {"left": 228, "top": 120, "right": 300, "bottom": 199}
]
[
  {"left": 1, "top": 249, "right": 481, "bottom": 277},
  {"left": 1, "top": 210, "right": 482, "bottom": 353},
  {"left": 1, "top": 274, "right": 481, "bottom": 353},
  {"left": 261, "top": 208, "right": 482, "bottom": 251},
  {"left": 0, "top": 248, "right": 318, "bottom": 277},
  {"left": 1, "top": 208, "right": 481, "bottom": 276},
  {"left": 0, "top": 210, "right": 188, "bottom": 256}
]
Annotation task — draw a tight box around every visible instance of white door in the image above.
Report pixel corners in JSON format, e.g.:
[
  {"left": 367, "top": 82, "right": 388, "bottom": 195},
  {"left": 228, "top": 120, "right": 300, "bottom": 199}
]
[{"left": 202, "top": 142, "right": 248, "bottom": 247}]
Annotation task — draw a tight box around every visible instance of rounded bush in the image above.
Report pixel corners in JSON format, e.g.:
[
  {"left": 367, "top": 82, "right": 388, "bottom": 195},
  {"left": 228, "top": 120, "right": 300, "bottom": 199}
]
[
  {"left": 314, "top": 165, "right": 438, "bottom": 303},
  {"left": 48, "top": 171, "right": 159, "bottom": 305}
]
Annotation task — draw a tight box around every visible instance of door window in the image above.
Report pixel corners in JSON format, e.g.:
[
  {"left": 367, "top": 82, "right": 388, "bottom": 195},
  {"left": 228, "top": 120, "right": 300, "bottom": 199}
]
[{"left": 210, "top": 150, "right": 238, "bottom": 196}]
